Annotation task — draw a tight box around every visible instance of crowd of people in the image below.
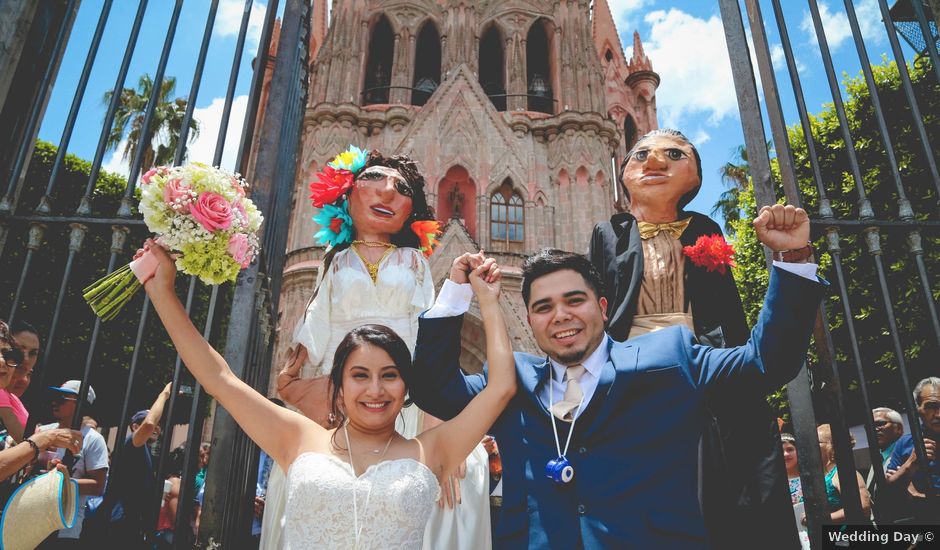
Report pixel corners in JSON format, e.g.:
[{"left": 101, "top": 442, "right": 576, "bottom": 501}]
[{"left": 0, "top": 130, "right": 935, "bottom": 549}]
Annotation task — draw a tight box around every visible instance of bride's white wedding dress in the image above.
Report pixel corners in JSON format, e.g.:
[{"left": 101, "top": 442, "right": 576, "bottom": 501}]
[{"left": 284, "top": 453, "right": 439, "bottom": 549}]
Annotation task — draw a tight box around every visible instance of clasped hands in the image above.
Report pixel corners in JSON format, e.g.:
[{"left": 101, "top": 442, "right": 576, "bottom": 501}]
[{"left": 450, "top": 250, "right": 502, "bottom": 300}]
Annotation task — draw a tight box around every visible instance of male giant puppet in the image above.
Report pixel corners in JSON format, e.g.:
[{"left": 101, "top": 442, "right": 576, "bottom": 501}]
[
  {"left": 589, "top": 129, "right": 799, "bottom": 548},
  {"left": 409, "top": 204, "right": 823, "bottom": 546}
]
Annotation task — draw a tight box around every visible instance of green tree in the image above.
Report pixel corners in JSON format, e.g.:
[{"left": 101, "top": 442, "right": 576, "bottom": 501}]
[
  {"left": 0, "top": 140, "right": 226, "bottom": 428},
  {"left": 104, "top": 74, "right": 200, "bottom": 170},
  {"left": 723, "top": 57, "right": 939, "bottom": 422}
]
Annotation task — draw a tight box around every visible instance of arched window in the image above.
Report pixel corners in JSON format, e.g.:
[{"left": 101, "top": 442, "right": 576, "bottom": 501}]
[
  {"left": 412, "top": 22, "right": 441, "bottom": 106},
  {"left": 363, "top": 16, "right": 394, "bottom": 105},
  {"left": 624, "top": 115, "right": 638, "bottom": 152},
  {"left": 526, "top": 21, "right": 553, "bottom": 114},
  {"left": 490, "top": 180, "right": 524, "bottom": 245},
  {"left": 479, "top": 25, "right": 505, "bottom": 111}
]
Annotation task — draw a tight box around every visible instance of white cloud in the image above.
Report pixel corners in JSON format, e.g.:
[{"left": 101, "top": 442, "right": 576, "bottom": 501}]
[
  {"left": 692, "top": 129, "right": 711, "bottom": 146},
  {"left": 214, "top": 0, "right": 268, "bottom": 52},
  {"left": 187, "top": 95, "right": 249, "bottom": 172},
  {"left": 800, "top": 0, "right": 882, "bottom": 52},
  {"left": 770, "top": 43, "right": 807, "bottom": 75},
  {"left": 98, "top": 95, "right": 249, "bottom": 180},
  {"left": 640, "top": 9, "right": 740, "bottom": 128},
  {"left": 606, "top": 0, "right": 653, "bottom": 34},
  {"left": 101, "top": 139, "right": 130, "bottom": 179}
]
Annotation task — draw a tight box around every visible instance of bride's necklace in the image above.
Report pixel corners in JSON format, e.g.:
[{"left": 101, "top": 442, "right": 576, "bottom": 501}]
[
  {"left": 351, "top": 242, "right": 396, "bottom": 284},
  {"left": 344, "top": 424, "right": 395, "bottom": 548}
]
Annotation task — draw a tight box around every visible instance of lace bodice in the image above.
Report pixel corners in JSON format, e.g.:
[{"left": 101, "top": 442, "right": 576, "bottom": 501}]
[
  {"left": 284, "top": 453, "right": 439, "bottom": 549},
  {"left": 292, "top": 247, "right": 434, "bottom": 376}
]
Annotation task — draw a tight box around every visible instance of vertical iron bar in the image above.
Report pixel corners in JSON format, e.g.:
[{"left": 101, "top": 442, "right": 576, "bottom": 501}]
[
  {"left": 108, "top": 297, "right": 152, "bottom": 474},
  {"left": 876, "top": 0, "right": 940, "bottom": 204},
  {"left": 149, "top": 276, "right": 198, "bottom": 534},
  {"left": 806, "top": 0, "right": 873, "bottom": 217},
  {"left": 69, "top": 227, "right": 128, "bottom": 432},
  {"left": 719, "top": 0, "right": 857, "bottom": 539},
  {"left": 36, "top": 0, "right": 114, "bottom": 214},
  {"left": 842, "top": 0, "right": 940, "bottom": 354},
  {"left": 118, "top": 0, "right": 186, "bottom": 217},
  {"left": 910, "top": 0, "right": 940, "bottom": 82},
  {"left": 172, "top": 0, "right": 220, "bottom": 165},
  {"left": 0, "top": 0, "right": 80, "bottom": 212},
  {"left": 213, "top": 0, "right": 255, "bottom": 167},
  {"left": 77, "top": 0, "right": 150, "bottom": 216},
  {"left": 234, "top": 0, "right": 280, "bottom": 173},
  {"left": 7, "top": 224, "right": 44, "bottom": 322},
  {"left": 864, "top": 229, "right": 936, "bottom": 506}
]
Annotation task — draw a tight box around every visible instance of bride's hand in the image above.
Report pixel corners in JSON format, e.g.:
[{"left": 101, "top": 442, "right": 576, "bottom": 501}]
[{"left": 141, "top": 239, "right": 178, "bottom": 297}]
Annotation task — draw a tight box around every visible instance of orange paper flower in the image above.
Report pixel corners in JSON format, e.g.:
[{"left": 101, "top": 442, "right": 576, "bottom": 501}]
[
  {"left": 683, "top": 234, "right": 736, "bottom": 275},
  {"left": 411, "top": 220, "right": 441, "bottom": 257}
]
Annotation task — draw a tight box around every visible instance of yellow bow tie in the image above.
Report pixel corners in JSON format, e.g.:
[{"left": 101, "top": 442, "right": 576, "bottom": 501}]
[{"left": 637, "top": 217, "right": 692, "bottom": 240}]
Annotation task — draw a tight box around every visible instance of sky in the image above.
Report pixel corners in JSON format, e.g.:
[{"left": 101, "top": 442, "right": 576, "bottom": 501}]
[{"left": 38, "top": 0, "right": 918, "bottom": 227}]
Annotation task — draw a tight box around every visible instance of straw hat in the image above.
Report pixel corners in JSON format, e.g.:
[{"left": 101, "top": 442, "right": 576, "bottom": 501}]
[{"left": 0, "top": 469, "right": 79, "bottom": 550}]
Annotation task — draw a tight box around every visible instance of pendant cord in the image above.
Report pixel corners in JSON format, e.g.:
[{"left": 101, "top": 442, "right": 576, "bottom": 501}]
[{"left": 548, "top": 366, "right": 584, "bottom": 459}]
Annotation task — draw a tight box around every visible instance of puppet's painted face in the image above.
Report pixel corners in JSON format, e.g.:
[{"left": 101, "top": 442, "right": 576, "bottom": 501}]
[
  {"left": 621, "top": 135, "right": 700, "bottom": 213},
  {"left": 348, "top": 166, "right": 414, "bottom": 239}
]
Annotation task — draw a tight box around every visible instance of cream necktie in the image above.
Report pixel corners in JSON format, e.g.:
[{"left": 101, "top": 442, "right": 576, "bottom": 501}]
[{"left": 551, "top": 364, "right": 586, "bottom": 422}]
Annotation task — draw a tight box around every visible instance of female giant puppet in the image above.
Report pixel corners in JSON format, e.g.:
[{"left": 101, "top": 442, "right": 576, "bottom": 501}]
[
  {"left": 589, "top": 129, "right": 799, "bottom": 549},
  {"left": 270, "top": 147, "right": 491, "bottom": 550}
]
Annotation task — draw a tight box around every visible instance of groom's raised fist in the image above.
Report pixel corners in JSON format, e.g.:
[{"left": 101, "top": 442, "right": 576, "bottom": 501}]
[{"left": 753, "top": 204, "right": 810, "bottom": 253}]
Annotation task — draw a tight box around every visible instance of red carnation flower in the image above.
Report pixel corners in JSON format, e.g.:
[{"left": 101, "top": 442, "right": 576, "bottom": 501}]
[
  {"left": 309, "top": 166, "right": 354, "bottom": 208},
  {"left": 683, "top": 234, "right": 736, "bottom": 275}
]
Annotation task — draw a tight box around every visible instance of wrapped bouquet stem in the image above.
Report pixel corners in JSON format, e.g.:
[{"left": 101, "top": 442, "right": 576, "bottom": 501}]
[{"left": 84, "top": 164, "right": 263, "bottom": 321}]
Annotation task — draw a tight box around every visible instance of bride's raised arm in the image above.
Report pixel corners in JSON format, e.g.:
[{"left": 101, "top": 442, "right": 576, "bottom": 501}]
[
  {"left": 418, "top": 259, "right": 516, "bottom": 477},
  {"left": 142, "top": 242, "right": 324, "bottom": 468}
]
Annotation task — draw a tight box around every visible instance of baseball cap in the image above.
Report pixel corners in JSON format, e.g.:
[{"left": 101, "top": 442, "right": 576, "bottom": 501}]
[
  {"left": 48, "top": 380, "right": 96, "bottom": 405},
  {"left": 131, "top": 410, "right": 149, "bottom": 425}
]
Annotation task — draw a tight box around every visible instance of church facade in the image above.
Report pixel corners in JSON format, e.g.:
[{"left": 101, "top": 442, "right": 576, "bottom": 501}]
[{"left": 271, "top": 0, "right": 660, "bottom": 385}]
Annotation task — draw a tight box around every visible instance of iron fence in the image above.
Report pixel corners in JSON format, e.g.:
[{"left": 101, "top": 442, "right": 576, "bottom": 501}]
[
  {"left": 0, "top": 0, "right": 307, "bottom": 547},
  {"left": 720, "top": 0, "right": 939, "bottom": 546}
]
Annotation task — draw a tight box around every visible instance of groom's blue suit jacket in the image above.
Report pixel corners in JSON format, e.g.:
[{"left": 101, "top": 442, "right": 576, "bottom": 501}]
[{"left": 408, "top": 267, "right": 825, "bottom": 549}]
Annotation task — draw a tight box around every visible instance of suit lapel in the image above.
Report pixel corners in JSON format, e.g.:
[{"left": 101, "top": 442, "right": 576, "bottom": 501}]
[
  {"left": 581, "top": 340, "right": 639, "bottom": 438},
  {"left": 521, "top": 357, "right": 552, "bottom": 413}
]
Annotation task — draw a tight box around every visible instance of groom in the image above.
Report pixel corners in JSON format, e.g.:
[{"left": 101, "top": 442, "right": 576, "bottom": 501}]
[{"left": 408, "top": 204, "right": 824, "bottom": 549}]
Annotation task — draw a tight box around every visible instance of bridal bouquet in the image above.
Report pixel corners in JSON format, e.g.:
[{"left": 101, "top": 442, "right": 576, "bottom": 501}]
[{"left": 83, "top": 163, "right": 263, "bottom": 321}]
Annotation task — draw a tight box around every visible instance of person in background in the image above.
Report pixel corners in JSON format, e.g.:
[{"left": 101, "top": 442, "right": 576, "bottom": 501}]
[
  {"left": 38, "top": 380, "right": 109, "bottom": 548},
  {"left": 9, "top": 320, "right": 40, "bottom": 400},
  {"left": 886, "top": 377, "right": 940, "bottom": 522},
  {"left": 816, "top": 424, "right": 872, "bottom": 526},
  {"left": 0, "top": 322, "right": 34, "bottom": 441},
  {"left": 868, "top": 407, "right": 905, "bottom": 523},
  {"left": 781, "top": 433, "right": 810, "bottom": 550},
  {"left": 154, "top": 447, "right": 186, "bottom": 549},
  {"left": 93, "top": 383, "right": 172, "bottom": 548},
  {"left": 0, "top": 321, "right": 80, "bottom": 502}
]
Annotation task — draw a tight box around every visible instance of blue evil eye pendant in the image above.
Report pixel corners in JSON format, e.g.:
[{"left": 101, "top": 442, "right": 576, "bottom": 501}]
[{"left": 545, "top": 456, "right": 574, "bottom": 483}]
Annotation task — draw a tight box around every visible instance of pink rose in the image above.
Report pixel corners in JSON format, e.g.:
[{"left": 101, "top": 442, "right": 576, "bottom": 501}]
[
  {"left": 141, "top": 167, "right": 161, "bottom": 185},
  {"left": 163, "top": 178, "right": 193, "bottom": 212},
  {"left": 227, "top": 233, "right": 252, "bottom": 268},
  {"left": 190, "top": 192, "right": 233, "bottom": 231},
  {"left": 232, "top": 178, "right": 246, "bottom": 197}
]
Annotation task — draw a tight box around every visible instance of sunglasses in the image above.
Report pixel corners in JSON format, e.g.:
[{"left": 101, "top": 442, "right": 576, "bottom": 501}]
[
  {"left": 873, "top": 420, "right": 895, "bottom": 428},
  {"left": 0, "top": 347, "right": 23, "bottom": 367}
]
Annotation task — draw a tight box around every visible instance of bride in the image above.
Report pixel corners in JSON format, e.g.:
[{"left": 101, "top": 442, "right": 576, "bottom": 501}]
[{"left": 140, "top": 242, "right": 514, "bottom": 549}]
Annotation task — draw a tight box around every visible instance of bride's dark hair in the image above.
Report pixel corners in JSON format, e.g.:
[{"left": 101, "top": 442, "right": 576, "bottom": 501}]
[{"left": 328, "top": 324, "right": 412, "bottom": 431}]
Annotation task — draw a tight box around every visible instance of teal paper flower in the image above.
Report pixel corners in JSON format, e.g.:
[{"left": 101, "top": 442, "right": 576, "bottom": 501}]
[
  {"left": 327, "top": 145, "right": 368, "bottom": 173},
  {"left": 314, "top": 201, "right": 354, "bottom": 247}
]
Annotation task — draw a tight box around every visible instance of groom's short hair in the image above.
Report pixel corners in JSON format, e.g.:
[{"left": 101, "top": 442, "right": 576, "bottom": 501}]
[{"left": 521, "top": 249, "right": 605, "bottom": 306}]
